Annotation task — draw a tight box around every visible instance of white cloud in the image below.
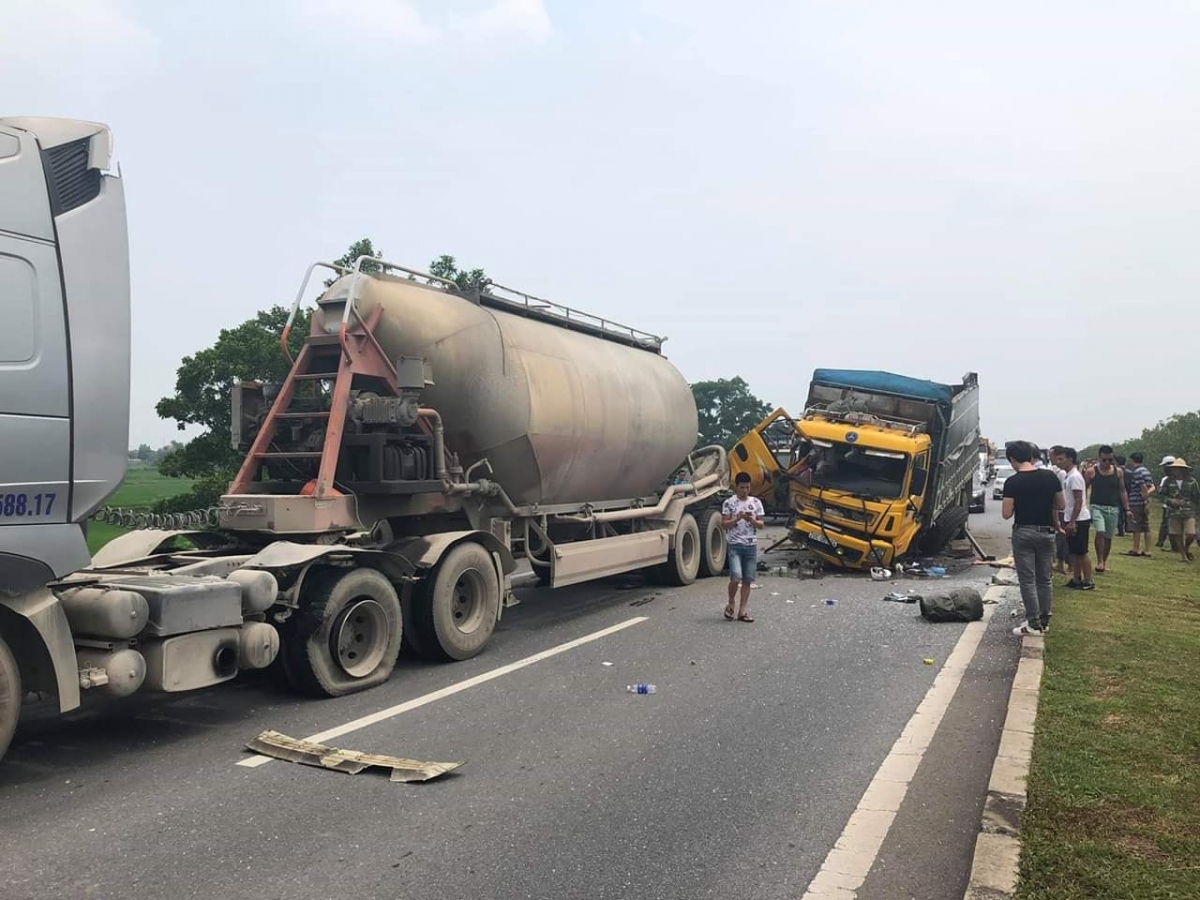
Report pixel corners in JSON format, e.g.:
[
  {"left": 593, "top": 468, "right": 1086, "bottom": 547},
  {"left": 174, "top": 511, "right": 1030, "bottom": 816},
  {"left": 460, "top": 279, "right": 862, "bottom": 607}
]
[
  {"left": 451, "top": 0, "right": 553, "bottom": 43},
  {"left": 0, "top": 0, "right": 159, "bottom": 92},
  {"left": 301, "top": 0, "right": 439, "bottom": 44},
  {"left": 299, "top": 0, "right": 552, "bottom": 47}
]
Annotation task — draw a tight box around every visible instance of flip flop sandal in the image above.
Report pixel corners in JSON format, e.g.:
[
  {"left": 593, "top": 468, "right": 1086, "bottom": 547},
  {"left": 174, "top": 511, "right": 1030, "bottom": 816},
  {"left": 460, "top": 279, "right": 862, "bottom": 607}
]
[
  {"left": 723, "top": 607, "right": 735, "bottom": 620},
  {"left": 1123, "top": 551, "right": 1141, "bottom": 557},
  {"left": 737, "top": 613, "right": 755, "bottom": 623}
]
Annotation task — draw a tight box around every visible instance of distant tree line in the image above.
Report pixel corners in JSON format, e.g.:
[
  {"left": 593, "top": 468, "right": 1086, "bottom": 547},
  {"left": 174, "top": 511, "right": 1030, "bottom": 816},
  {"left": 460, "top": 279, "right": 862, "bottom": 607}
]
[{"left": 1080, "top": 411, "right": 1200, "bottom": 470}]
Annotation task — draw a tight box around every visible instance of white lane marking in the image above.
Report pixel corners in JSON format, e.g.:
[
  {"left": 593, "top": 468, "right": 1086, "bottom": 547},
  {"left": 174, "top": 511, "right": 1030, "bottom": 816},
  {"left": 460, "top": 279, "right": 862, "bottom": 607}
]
[
  {"left": 801, "top": 588, "right": 1004, "bottom": 899},
  {"left": 238, "top": 615, "right": 650, "bottom": 768}
]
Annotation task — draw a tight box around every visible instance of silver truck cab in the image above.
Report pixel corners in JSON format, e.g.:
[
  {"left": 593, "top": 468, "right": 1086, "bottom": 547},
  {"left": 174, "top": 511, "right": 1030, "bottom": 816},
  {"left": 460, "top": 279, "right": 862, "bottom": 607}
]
[{"left": 0, "top": 117, "right": 131, "bottom": 592}]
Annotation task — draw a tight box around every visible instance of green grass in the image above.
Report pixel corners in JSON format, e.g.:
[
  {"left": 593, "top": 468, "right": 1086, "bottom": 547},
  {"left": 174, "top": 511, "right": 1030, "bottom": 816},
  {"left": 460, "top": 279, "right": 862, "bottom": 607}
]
[
  {"left": 1018, "top": 512, "right": 1200, "bottom": 899},
  {"left": 85, "top": 465, "right": 195, "bottom": 555}
]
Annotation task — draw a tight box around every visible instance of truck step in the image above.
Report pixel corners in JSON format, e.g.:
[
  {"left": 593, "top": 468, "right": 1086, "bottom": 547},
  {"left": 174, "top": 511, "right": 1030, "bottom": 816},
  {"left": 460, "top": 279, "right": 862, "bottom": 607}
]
[
  {"left": 274, "top": 411, "right": 331, "bottom": 419},
  {"left": 257, "top": 451, "right": 324, "bottom": 459}
]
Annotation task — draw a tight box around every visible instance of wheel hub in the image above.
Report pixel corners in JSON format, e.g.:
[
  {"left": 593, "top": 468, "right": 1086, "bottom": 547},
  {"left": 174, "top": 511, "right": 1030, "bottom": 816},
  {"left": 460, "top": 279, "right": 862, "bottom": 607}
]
[
  {"left": 333, "top": 598, "right": 389, "bottom": 678},
  {"left": 451, "top": 569, "right": 487, "bottom": 635}
]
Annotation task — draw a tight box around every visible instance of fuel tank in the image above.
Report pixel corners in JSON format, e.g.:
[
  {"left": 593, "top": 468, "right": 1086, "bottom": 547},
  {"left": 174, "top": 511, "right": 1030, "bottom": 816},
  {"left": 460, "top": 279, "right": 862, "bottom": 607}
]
[{"left": 317, "top": 275, "right": 698, "bottom": 506}]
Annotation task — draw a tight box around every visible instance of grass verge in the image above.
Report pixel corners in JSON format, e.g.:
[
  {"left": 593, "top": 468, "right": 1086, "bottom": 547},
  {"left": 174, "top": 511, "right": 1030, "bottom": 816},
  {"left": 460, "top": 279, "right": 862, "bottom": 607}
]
[
  {"left": 1017, "top": 517, "right": 1200, "bottom": 899},
  {"left": 85, "top": 466, "right": 194, "bottom": 555}
]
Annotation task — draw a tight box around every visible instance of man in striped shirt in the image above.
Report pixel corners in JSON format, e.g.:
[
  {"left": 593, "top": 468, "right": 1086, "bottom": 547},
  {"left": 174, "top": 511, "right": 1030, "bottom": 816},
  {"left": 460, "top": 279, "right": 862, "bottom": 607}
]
[{"left": 1124, "top": 452, "right": 1154, "bottom": 557}]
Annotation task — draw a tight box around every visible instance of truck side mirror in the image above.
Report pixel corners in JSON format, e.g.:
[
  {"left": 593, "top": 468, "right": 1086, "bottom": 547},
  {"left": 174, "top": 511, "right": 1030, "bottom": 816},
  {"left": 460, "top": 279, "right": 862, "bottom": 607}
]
[{"left": 910, "top": 469, "right": 927, "bottom": 497}]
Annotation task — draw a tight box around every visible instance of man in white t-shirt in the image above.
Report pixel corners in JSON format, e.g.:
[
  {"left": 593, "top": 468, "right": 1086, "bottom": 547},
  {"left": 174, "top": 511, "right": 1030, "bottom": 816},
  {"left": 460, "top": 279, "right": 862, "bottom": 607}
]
[
  {"left": 721, "top": 472, "right": 765, "bottom": 622},
  {"left": 1052, "top": 447, "right": 1094, "bottom": 590}
]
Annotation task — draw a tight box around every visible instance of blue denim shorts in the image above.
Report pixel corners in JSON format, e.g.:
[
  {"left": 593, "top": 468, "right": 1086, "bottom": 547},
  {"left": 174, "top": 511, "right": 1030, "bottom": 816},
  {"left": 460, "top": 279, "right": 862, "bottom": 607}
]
[{"left": 728, "top": 543, "right": 758, "bottom": 581}]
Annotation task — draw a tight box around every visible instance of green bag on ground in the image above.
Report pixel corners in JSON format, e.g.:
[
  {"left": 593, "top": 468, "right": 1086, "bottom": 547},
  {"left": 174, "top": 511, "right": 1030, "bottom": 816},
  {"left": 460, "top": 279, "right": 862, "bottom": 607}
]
[{"left": 919, "top": 587, "right": 984, "bottom": 623}]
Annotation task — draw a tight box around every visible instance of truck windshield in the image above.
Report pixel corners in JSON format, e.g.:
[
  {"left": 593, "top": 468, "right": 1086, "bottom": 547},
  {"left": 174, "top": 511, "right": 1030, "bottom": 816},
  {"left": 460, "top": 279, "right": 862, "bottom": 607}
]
[{"left": 809, "top": 442, "right": 909, "bottom": 500}]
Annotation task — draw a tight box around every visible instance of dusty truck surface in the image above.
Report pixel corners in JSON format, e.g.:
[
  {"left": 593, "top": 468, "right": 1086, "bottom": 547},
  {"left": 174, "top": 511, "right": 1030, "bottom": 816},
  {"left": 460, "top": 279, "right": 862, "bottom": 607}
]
[
  {"left": 0, "top": 117, "right": 728, "bottom": 762},
  {"left": 731, "top": 369, "right": 980, "bottom": 569}
]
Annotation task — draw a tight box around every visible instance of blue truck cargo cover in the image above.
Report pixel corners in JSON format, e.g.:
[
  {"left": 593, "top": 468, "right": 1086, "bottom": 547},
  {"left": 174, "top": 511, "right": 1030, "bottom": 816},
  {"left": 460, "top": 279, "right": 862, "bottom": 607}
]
[{"left": 811, "top": 369, "right": 955, "bottom": 405}]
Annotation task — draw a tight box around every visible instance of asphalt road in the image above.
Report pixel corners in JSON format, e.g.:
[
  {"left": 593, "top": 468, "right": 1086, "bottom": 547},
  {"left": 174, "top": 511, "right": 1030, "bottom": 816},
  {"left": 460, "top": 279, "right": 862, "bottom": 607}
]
[{"left": 0, "top": 505, "right": 1017, "bottom": 900}]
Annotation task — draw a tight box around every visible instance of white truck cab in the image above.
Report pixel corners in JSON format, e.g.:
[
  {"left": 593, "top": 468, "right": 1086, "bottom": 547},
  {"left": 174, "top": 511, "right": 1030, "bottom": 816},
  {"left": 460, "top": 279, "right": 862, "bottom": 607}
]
[{"left": 0, "top": 117, "right": 131, "bottom": 591}]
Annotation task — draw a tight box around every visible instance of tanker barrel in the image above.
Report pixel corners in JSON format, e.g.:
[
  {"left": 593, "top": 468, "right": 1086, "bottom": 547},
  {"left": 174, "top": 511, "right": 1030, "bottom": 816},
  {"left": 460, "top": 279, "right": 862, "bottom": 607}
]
[
  {"left": 58, "top": 587, "right": 149, "bottom": 640},
  {"left": 329, "top": 274, "right": 700, "bottom": 506},
  {"left": 226, "top": 569, "right": 279, "bottom": 615},
  {"left": 76, "top": 648, "right": 146, "bottom": 698}
]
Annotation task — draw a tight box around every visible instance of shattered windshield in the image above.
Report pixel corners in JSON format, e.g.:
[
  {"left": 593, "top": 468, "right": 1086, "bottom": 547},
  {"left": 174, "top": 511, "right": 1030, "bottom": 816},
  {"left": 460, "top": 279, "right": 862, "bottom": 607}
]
[{"left": 809, "top": 442, "right": 909, "bottom": 500}]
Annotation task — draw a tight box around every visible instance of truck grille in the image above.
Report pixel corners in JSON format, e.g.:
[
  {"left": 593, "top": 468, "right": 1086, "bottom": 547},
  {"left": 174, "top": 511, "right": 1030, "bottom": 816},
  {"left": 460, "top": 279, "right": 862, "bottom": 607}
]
[{"left": 43, "top": 137, "right": 101, "bottom": 215}]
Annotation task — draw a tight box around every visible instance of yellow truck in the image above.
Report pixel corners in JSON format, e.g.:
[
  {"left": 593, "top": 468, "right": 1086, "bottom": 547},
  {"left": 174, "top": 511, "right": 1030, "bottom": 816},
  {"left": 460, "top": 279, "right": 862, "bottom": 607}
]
[{"left": 731, "top": 369, "right": 981, "bottom": 569}]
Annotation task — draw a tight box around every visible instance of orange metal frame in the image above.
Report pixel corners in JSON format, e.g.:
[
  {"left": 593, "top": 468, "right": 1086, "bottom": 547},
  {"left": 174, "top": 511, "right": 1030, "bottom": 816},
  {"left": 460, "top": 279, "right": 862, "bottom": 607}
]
[{"left": 229, "top": 306, "right": 398, "bottom": 498}]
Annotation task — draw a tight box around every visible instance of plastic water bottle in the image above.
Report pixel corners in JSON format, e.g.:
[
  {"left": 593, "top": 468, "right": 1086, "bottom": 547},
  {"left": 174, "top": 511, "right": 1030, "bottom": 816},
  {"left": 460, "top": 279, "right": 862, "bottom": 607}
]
[
  {"left": 822, "top": 598, "right": 838, "bottom": 606},
  {"left": 927, "top": 566, "right": 947, "bottom": 577},
  {"left": 626, "top": 683, "right": 656, "bottom": 695}
]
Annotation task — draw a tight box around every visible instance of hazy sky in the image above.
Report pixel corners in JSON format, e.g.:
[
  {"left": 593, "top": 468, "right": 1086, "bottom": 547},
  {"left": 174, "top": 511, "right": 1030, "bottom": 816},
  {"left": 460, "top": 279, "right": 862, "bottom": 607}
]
[{"left": 5, "top": 1, "right": 1198, "bottom": 451}]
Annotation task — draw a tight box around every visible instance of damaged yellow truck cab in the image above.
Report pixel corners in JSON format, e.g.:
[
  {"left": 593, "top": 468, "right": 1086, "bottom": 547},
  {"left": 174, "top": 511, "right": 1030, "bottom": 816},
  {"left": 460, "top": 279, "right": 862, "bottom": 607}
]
[{"left": 730, "top": 369, "right": 981, "bottom": 570}]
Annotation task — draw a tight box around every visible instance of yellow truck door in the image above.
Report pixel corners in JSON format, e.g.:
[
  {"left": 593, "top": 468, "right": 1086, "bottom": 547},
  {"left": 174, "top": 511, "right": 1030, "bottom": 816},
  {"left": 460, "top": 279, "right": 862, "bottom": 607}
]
[{"left": 728, "top": 408, "right": 811, "bottom": 514}]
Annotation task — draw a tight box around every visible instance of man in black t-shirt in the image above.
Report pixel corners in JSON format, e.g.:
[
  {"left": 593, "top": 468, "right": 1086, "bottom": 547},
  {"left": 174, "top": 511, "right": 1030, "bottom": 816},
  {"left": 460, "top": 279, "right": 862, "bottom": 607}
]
[{"left": 1002, "top": 440, "right": 1066, "bottom": 636}]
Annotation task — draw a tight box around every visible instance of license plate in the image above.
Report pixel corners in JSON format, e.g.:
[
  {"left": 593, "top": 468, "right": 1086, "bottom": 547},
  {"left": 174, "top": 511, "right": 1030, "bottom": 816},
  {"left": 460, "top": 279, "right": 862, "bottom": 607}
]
[{"left": 807, "top": 531, "right": 837, "bottom": 548}]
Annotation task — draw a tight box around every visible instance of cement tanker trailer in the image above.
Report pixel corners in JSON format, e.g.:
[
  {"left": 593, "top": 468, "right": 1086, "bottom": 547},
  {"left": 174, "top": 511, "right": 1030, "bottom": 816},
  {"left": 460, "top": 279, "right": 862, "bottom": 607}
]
[
  {"left": 82, "top": 258, "right": 727, "bottom": 703},
  {"left": 0, "top": 119, "right": 727, "bottom": 762}
]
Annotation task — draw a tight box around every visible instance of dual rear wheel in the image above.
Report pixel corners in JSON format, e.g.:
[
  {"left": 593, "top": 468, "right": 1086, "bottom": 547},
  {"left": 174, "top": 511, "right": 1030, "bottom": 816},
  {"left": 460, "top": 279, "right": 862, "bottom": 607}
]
[{"left": 284, "top": 543, "right": 502, "bottom": 697}]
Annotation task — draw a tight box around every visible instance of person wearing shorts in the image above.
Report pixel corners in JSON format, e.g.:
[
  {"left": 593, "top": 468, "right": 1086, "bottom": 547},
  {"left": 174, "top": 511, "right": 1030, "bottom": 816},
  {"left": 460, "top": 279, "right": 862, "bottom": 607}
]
[
  {"left": 1053, "top": 447, "right": 1094, "bottom": 590},
  {"left": 722, "top": 472, "right": 765, "bottom": 622},
  {"left": 1086, "top": 445, "right": 1131, "bottom": 573},
  {"left": 1119, "top": 452, "right": 1154, "bottom": 555},
  {"left": 1160, "top": 459, "right": 1200, "bottom": 563}
]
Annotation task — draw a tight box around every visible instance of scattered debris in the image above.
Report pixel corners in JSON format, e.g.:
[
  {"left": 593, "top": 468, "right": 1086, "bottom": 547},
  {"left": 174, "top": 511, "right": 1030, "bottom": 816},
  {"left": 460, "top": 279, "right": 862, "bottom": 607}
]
[
  {"left": 626, "top": 683, "right": 656, "bottom": 695},
  {"left": 923, "top": 658, "right": 935, "bottom": 666},
  {"left": 822, "top": 598, "right": 838, "bottom": 607},
  {"left": 601, "top": 661, "right": 614, "bottom": 667},
  {"left": 245, "top": 730, "right": 462, "bottom": 783},
  {"left": 976, "top": 555, "right": 1015, "bottom": 569},
  {"left": 883, "top": 592, "right": 921, "bottom": 604},
  {"left": 629, "top": 593, "right": 659, "bottom": 607},
  {"left": 869, "top": 567, "right": 893, "bottom": 582},
  {"left": 786, "top": 599, "right": 796, "bottom": 604},
  {"left": 770, "top": 591, "right": 781, "bottom": 597}
]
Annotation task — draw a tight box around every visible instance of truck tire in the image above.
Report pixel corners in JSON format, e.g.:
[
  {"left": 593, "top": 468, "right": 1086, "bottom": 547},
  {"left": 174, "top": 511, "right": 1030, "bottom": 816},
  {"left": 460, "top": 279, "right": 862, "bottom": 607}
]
[
  {"left": 413, "top": 543, "right": 500, "bottom": 662},
  {"left": 282, "top": 567, "right": 403, "bottom": 698},
  {"left": 697, "top": 508, "right": 727, "bottom": 578},
  {"left": 661, "top": 512, "right": 702, "bottom": 586},
  {"left": 0, "top": 636, "right": 19, "bottom": 762},
  {"left": 920, "top": 505, "right": 970, "bottom": 556}
]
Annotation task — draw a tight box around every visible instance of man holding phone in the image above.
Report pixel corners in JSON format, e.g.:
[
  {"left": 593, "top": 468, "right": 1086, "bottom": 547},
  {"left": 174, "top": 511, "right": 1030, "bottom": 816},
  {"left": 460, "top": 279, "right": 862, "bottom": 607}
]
[{"left": 722, "top": 472, "right": 765, "bottom": 622}]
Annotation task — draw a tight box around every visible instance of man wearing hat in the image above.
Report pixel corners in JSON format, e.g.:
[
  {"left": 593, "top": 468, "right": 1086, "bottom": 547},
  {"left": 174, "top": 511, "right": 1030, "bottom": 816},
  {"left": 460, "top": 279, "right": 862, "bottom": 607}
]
[
  {"left": 1156, "top": 455, "right": 1177, "bottom": 551},
  {"left": 1160, "top": 458, "right": 1200, "bottom": 562}
]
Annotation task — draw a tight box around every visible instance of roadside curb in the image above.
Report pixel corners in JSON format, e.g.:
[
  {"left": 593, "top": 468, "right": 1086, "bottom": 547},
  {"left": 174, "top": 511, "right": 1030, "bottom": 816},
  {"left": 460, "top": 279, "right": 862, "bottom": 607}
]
[{"left": 963, "top": 576, "right": 1042, "bottom": 899}]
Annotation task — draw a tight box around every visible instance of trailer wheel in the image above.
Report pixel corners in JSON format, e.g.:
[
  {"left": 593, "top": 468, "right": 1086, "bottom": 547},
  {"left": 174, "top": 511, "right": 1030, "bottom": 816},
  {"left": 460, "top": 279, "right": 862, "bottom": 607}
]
[
  {"left": 697, "top": 508, "right": 728, "bottom": 578},
  {"left": 0, "top": 636, "right": 21, "bottom": 762},
  {"left": 282, "top": 567, "right": 403, "bottom": 698},
  {"left": 414, "top": 542, "right": 500, "bottom": 662},
  {"left": 661, "top": 512, "right": 702, "bottom": 586}
]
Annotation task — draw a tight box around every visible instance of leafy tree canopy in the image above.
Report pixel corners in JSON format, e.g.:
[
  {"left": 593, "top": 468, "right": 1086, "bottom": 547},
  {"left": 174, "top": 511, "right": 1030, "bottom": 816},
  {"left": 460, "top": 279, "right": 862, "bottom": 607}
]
[
  {"left": 1080, "top": 410, "right": 1200, "bottom": 472},
  {"left": 691, "top": 377, "right": 771, "bottom": 450}
]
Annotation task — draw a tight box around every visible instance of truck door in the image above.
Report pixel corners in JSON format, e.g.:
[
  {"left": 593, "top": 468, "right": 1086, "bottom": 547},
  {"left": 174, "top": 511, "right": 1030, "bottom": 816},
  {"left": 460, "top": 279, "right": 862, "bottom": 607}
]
[
  {"left": 0, "top": 127, "right": 72, "bottom": 526},
  {"left": 729, "top": 408, "right": 810, "bottom": 513}
]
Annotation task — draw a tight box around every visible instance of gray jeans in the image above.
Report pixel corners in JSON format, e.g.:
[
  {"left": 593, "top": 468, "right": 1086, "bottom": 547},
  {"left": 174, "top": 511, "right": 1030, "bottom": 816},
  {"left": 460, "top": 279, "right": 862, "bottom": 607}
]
[{"left": 1012, "top": 525, "right": 1055, "bottom": 628}]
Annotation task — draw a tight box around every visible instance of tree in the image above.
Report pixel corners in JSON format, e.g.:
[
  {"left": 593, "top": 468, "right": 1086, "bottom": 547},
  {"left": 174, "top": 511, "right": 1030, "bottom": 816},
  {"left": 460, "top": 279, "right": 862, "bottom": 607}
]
[
  {"left": 155, "top": 305, "right": 311, "bottom": 510},
  {"left": 1081, "top": 410, "right": 1200, "bottom": 472},
  {"left": 325, "top": 237, "right": 383, "bottom": 286},
  {"left": 691, "top": 377, "right": 772, "bottom": 450},
  {"left": 153, "top": 240, "right": 487, "bottom": 512},
  {"left": 428, "top": 254, "right": 489, "bottom": 291}
]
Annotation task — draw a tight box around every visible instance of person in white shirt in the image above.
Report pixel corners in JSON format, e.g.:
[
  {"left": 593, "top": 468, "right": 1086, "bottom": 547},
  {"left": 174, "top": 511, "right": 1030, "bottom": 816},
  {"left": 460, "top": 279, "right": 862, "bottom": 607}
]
[
  {"left": 721, "top": 472, "right": 765, "bottom": 622},
  {"left": 1051, "top": 447, "right": 1094, "bottom": 590}
]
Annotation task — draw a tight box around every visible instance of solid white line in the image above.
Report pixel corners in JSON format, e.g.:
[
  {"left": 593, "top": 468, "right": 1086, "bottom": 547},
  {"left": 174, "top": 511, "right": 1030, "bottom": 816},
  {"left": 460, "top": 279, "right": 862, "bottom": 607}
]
[
  {"left": 801, "top": 588, "right": 1003, "bottom": 899},
  {"left": 237, "top": 615, "right": 650, "bottom": 768}
]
